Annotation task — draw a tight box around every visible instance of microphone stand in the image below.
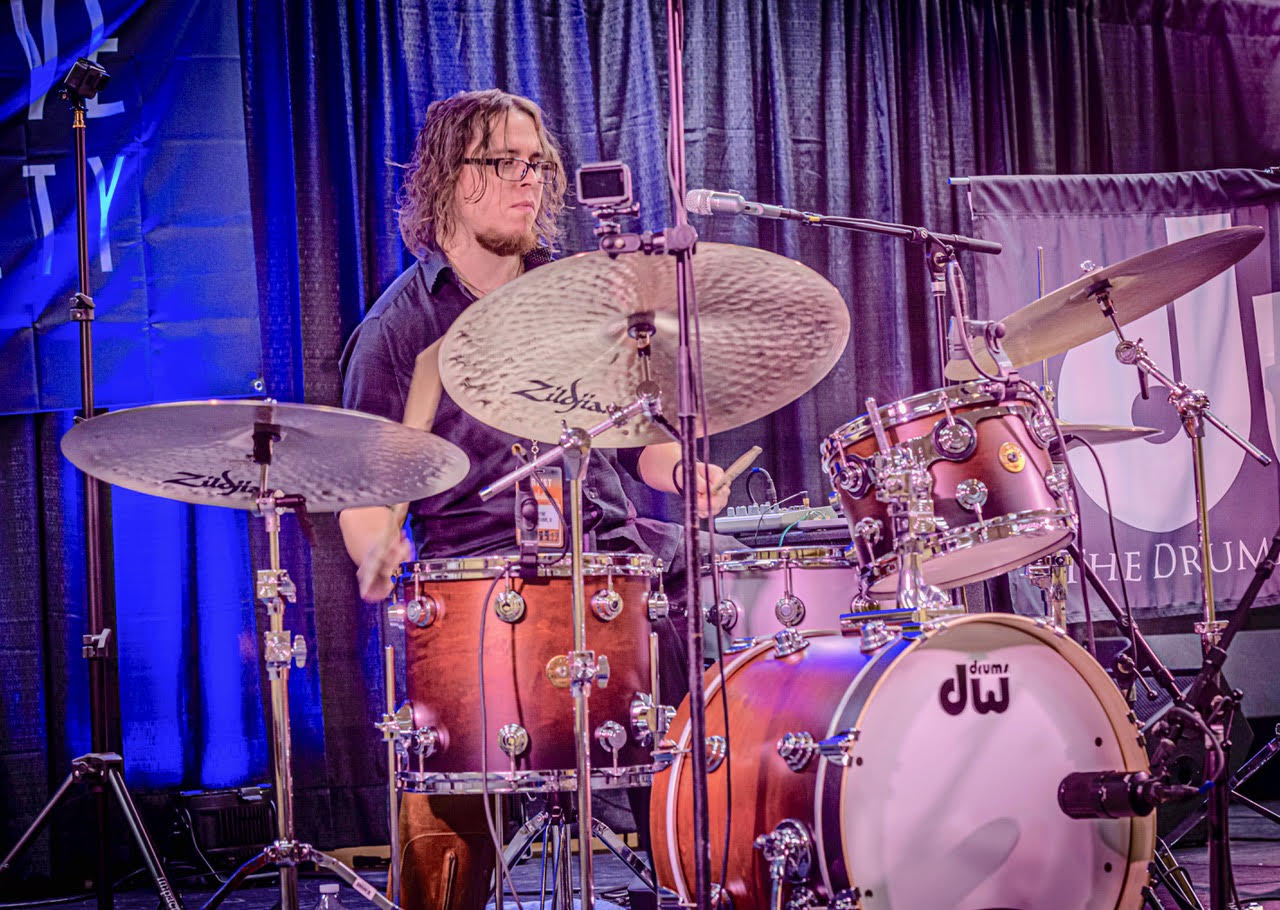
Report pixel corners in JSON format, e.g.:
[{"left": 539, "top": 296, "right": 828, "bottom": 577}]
[
  {"left": 0, "top": 59, "right": 183, "bottom": 910},
  {"left": 770, "top": 209, "right": 1002, "bottom": 385}
]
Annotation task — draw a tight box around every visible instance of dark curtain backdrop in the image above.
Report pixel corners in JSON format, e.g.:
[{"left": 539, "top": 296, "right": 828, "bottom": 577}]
[{"left": 8, "top": 0, "right": 1280, "bottom": 883}]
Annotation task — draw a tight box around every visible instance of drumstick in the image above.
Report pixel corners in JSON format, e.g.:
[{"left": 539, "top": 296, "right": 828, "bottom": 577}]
[{"left": 710, "top": 446, "right": 762, "bottom": 495}]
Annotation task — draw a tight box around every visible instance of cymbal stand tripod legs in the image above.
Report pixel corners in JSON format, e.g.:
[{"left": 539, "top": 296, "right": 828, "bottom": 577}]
[{"left": 201, "top": 428, "right": 397, "bottom": 910}]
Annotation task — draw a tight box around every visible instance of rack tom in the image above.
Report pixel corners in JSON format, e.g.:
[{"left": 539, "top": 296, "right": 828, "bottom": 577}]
[
  {"left": 393, "top": 552, "right": 663, "bottom": 794},
  {"left": 821, "top": 382, "right": 1075, "bottom": 599}
]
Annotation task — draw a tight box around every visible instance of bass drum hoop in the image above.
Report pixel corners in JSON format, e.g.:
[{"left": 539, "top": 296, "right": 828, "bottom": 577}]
[{"left": 814, "top": 613, "right": 1155, "bottom": 907}]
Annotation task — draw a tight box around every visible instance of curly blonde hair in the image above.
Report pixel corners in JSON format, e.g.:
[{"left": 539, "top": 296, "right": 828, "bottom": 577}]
[{"left": 398, "top": 89, "right": 566, "bottom": 257}]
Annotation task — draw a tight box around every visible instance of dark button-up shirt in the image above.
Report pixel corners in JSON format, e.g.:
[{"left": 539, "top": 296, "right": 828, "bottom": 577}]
[{"left": 340, "top": 246, "right": 682, "bottom": 565}]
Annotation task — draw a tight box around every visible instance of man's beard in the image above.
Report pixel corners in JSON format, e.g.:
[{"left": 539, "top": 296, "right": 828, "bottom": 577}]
[{"left": 476, "top": 225, "right": 537, "bottom": 257}]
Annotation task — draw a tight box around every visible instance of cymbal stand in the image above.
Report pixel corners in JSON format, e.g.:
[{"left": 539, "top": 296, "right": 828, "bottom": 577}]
[
  {"left": 1, "top": 58, "right": 184, "bottom": 910},
  {"left": 201, "top": 425, "right": 397, "bottom": 910},
  {"left": 482, "top": 392, "right": 664, "bottom": 910},
  {"left": 1090, "top": 284, "right": 1273, "bottom": 637},
  {"left": 1090, "top": 283, "right": 1274, "bottom": 910}
]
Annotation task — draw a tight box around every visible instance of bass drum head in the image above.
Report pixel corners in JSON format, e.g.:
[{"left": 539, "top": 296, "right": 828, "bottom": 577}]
[{"left": 827, "top": 615, "right": 1153, "bottom": 909}]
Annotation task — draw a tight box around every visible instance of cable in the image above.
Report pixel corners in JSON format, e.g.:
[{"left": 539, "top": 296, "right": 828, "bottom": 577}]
[
  {"left": 746, "top": 466, "right": 777, "bottom": 506},
  {"left": 477, "top": 568, "right": 524, "bottom": 910},
  {"left": 1070, "top": 435, "right": 1139, "bottom": 668}
]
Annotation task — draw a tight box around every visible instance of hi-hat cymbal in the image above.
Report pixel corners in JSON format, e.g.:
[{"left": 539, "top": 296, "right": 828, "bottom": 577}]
[
  {"left": 1051, "top": 423, "right": 1162, "bottom": 453},
  {"left": 946, "top": 226, "right": 1264, "bottom": 380},
  {"left": 438, "top": 242, "right": 850, "bottom": 446},
  {"left": 60, "top": 399, "right": 470, "bottom": 511}
]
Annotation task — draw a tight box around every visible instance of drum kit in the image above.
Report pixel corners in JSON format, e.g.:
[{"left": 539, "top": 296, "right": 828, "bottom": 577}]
[{"left": 36, "top": 209, "right": 1272, "bottom": 910}]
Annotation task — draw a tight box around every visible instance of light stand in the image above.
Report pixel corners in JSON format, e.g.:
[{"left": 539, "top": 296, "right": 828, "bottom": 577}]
[{"left": 0, "top": 58, "right": 183, "bottom": 910}]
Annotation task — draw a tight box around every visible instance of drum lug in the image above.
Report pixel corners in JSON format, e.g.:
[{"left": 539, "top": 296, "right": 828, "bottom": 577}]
[
  {"left": 710, "top": 883, "right": 734, "bottom": 910},
  {"left": 1030, "top": 411, "right": 1057, "bottom": 448},
  {"left": 931, "top": 415, "right": 978, "bottom": 461},
  {"left": 777, "top": 731, "right": 818, "bottom": 771},
  {"left": 786, "top": 885, "right": 822, "bottom": 910},
  {"left": 630, "top": 693, "right": 676, "bottom": 746},
  {"left": 493, "top": 588, "right": 526, "bottom": 623},
  {"left": 645, "top": 588, "right": 670, "bottom": 620},
  {"left": 396, "top": 723, "right": 440, "bottom": 760},
  {"left": 754, "top": 818, "right": 813, "bottom": 883},
  {"left": 772, "top": 628, "right": 810, "bottom": 658},
  {"left": 592, "top": 576, "right": 624, "bottom": 621},
  {"left": 498, "top": 723, "right": 529, "bottom": 758},
  {"left": 774, "top": 593, "right": 806, "bottom": 627},
  {"left": 595, "top": 720, "right": 627, "bottom": 753},
  {"left": 704, "top": 597, "right": 740, "bottom": 631},
  {"left": 830, "top": 888, "right": 862, "bottom": 910},
  {"left": 857, "top": 620, "right": 894, "bottom": 653},
  {"left": 705, "top": 735, "right": 727, "bottom": 772},
  {"left": 1046, "top": 463, "right": 1071, "bottom": 499},
  {"left": 405, "top": 594, "right": 441, "bottom": 628},
  {"left": 818, "top": 728, "right": 858, "bottom": 766}
]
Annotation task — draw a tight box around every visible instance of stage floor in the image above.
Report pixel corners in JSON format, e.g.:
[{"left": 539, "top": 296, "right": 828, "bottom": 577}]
[{"left": 12, "top": 802, "right": 1280, "bottom": 910}]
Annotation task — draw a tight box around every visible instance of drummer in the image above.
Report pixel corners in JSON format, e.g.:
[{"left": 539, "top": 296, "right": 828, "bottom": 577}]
[{"left": 338, "top": 88, "right": 728, "bottom": 910}]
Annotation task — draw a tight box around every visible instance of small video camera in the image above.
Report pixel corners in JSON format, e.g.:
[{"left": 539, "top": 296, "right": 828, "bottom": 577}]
[{"left": 576, "top": 161, "right": 633, "bottom": 209}]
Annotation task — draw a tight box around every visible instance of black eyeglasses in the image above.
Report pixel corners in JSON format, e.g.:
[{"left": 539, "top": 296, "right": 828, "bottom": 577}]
[{"left": 463, "top": 157, "right": 558, "bottom": 183}]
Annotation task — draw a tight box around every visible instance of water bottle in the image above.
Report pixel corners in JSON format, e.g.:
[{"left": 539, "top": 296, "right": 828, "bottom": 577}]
[{"left": 314, "top": 882, "right": 347, "bottom": 909}]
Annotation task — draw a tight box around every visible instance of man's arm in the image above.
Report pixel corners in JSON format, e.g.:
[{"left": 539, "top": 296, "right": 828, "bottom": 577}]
[
  {"left": 339, "top": 338, "right": 445, "bottom": 602},
  {"left": 635, "top": 441, "right": 729, "bottom": 518}
]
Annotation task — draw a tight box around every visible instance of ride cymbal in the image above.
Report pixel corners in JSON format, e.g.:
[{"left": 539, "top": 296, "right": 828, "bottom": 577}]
[
  {"left": 438, "top": 242, "right": 850, "bottom": 446},
  {"left": 61, "top": 399, "right": 470, "bottom": 511},
  {"left": 946, "top": 226, "right": 1264, "bottom": 380}
]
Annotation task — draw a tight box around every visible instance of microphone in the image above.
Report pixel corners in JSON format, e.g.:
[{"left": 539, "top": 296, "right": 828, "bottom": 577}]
[
  {"left": 685, "top": 189, "right": 802, "bottom": 221},
  {"left": 1057, "top": 770, "right": 1198, "bottom": 819}
]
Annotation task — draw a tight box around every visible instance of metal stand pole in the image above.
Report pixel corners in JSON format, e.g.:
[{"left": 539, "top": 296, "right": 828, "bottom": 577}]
[
  {"left": 202, "top": 435, "right": 397, "bottom": 910},
  {"left": 1, "top": 60, "right": 182, "bottom": 910},
  {"left": 563, "top": 439, "right": 596, "bottom": 910}
]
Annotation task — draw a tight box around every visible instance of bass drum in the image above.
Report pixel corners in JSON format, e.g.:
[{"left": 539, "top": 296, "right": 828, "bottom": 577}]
[{"left": 651, "top": 615, "right": 1153, "bottom": 910}]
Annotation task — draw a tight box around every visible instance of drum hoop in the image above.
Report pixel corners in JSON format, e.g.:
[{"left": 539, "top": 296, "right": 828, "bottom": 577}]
[
  {"left": 397, "top": 764, "right": 656, "bottom": 794},
  {"left": 820, "top": 613, "right": 1154, "bottom": 903},
  {"left": 861, "top": 509, "right": 1076, "bottom": 594},
  {"left": 710, "top": 546, "right": 854, "bottom": 572},
  {"left": 400, "top": 551, "right": 659, "bottom": 581},
  {"left": 822, "top": 382, "right": 1041, "bottom": 452}
]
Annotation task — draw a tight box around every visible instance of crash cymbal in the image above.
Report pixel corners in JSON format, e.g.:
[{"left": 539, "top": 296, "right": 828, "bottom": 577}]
[
  {"left": 946, "top": 226, "right": 1264, "bottom": 380},
  {"left": 1051, "top": 423, "right": 1162, "bottom": 453},
  {"left": 61, "top": 399, "right": 469, "bottom": 511},
  {"left": 438, "top": 242, "right": 850, "bottom": 446}
]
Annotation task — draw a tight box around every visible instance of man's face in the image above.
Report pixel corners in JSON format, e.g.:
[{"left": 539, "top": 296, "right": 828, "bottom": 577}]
[{"left": 452, "top": 109, "right": 544, "bottom": 257}]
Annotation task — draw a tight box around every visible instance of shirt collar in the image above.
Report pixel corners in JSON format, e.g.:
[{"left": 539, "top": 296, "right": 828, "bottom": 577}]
[{"left": 422, "top": 244, "right": 554, "bottom": 294}]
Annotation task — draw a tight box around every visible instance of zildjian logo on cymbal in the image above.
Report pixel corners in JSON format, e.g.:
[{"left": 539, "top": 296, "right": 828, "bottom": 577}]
[
  {"left": 512, "top": 379, "right": 609, "bottom": 416},
  {"left": 164, "top": 470, "right": 257, "bottom": 497}
]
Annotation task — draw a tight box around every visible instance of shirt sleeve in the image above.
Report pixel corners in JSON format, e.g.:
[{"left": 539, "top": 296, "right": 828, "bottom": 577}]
[{"left": 340, "top": 315, "right": 408, "bottom": 424}]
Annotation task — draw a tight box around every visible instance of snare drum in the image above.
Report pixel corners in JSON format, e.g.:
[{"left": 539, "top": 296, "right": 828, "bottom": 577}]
[
  {"left": 821, "top": 382, "right": 1075, "bottom": 599},
  {"left": 393, "top": 552, "right": 662, "bottom": 794},
  {"left": 701, "top": 547, "right": 861, "bottom": 637},
  {"left": 652, "top": 614, "right": 1153, "bottom": 909}
]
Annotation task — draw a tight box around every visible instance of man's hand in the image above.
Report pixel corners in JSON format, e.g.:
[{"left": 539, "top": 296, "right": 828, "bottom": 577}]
[
  {"left": 636, "top": 442, "right": 730, "bottom": 518},
  {"left": 356, "top": 528, "right": 413, "bottom": 603},
  {"left": 691, "top": 462, "right": 729, "bottom": 519}
]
